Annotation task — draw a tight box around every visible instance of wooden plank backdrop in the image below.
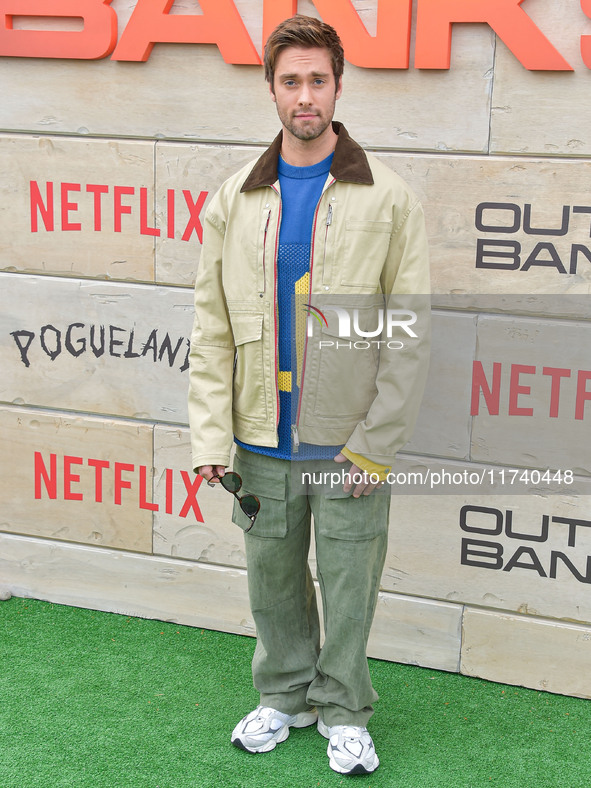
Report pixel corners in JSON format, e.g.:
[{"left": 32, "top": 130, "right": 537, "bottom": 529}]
[{"left": 1, "top": 0, "right": 590, "bottom": 698}]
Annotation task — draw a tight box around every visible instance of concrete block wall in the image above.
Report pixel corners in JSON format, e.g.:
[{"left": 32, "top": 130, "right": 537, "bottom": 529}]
[{"left": 1, "top": 0, "right": 590, "bottom": 698}]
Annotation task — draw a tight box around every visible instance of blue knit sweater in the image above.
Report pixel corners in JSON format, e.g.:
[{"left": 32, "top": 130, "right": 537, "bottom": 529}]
[{"left": 236, "top": 152, "right": 343, "bottom": 460}]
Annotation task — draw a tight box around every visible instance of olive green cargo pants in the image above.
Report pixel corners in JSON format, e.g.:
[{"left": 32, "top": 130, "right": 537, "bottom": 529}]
[{"left": 232, "top": 445, "right": 391, "bottom": 727}]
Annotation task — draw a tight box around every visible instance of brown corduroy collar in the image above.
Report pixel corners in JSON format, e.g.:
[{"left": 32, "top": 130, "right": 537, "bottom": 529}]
[{"left": 240, "top": 121, "right": 373, "bottom": 192}]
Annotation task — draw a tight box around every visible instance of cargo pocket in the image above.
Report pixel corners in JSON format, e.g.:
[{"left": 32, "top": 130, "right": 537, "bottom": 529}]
[
  {"left": 231, "top": 451, "right": 288, "bottom": 538},
  {"left": 315, "top": 477, "right": 390, "bottom": 542}
]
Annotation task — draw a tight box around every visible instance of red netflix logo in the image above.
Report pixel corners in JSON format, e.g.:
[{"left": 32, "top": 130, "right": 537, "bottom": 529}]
[
  {"left": 34, "top": 451, "right": 204, "bottom": 521},
  {"left": 471, "top": 362, "right": 591, "bottom": 420},
  {"left": 30, "top": 181, "right": 208, "bottom": 242}
]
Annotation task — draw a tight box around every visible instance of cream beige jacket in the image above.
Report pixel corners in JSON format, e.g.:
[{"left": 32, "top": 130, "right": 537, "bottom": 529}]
[{"left": 189, "top": 123, "right": 430, "bottom": 471}]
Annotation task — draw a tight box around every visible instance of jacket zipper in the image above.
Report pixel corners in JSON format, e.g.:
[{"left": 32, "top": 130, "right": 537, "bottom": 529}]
[
  {"left": 261, "top": 208, "right": 271, "bottom": 292},
  {"left": 292, "top": 186, "right": 335, "bottom": 452},
  {"left": 322, "top": 203, "right": 333, "bottom": 275},
  {"left": 269, "top": 186, "right": 282, "bottom": 432}
]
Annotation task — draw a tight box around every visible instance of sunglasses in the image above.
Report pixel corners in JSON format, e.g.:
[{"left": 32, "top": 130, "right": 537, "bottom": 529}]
[{"left": 207, "top": 471, "right": 260, "bottom": 532}]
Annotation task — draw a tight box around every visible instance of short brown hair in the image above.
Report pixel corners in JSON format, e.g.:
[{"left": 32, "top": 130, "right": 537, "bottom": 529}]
[{"left": 264, "top": 15, "right": 344, "bottom": 90}]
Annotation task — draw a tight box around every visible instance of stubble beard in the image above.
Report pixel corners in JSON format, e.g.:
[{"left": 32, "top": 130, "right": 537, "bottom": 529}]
[{"left": 277, "top": 102, "right": 335, "bottom": 142}]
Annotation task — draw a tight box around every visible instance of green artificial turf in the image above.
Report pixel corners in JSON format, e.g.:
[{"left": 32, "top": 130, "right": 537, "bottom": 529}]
[{"left": 1, "top": 596, "right": 590, "bottom": 788}]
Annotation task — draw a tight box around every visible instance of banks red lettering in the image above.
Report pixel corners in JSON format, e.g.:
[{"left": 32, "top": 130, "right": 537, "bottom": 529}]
[
  {"left": 111, "top": 0, "right": 260, "bottom": 63},
  {"left": 0, "top": 0, "right": 117, "bottom": 59},
  {"left": 414, "top": 0, "right": 573, "bottom": 71},
  {"left": 265, "top": 0, "right": 412, "bottom": 69},
  {"left": 0, "top": 0, "right": 582, "bottom": 71},
  {"left": 331, "top": 0, "right": 412, "bottom": 68}
]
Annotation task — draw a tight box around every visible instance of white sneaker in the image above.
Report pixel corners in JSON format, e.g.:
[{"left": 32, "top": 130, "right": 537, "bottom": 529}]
[
  {"left": 231, "top": 705, "right": 318, "bottom": 753},
  {"left": 318, "top": 719, "right": 380, "bottom": 775}
]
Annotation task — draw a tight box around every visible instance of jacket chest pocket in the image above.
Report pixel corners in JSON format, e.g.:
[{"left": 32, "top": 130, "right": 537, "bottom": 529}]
[
  {"left": 229, "top": 309, "right": 267, "bottom": 421},
  {"left": 341, "top": 220, "right": 392, "bottom": 289}
]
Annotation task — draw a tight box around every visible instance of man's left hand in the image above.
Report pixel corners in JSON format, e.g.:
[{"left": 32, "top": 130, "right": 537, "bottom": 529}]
[{"left": 334, "top": 452, "right": 383, "bottom": 498}]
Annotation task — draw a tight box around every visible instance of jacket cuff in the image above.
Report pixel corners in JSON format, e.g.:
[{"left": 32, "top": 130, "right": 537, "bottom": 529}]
[
  {"left": 192, "top": 457, "right": 231, "bottom": 474},
  {"left": 341, "top": 447, "right": 391, "bottom": 481}
]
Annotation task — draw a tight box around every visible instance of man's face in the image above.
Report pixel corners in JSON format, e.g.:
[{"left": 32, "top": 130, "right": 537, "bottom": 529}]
[{"left": 270, "top": 46, "right": 342, "bottom": 143}]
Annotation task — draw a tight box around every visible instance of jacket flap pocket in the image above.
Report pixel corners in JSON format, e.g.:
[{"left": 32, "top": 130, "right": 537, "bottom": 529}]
[
  {"left": 229, "top": 311, "right": 263, "bottom": 346},
  {"left": 317, "top": 297, "right": 385, "bottom": 339},
  {"left": 321, "top": 312, "right": 349, "bottom": 339},
  {"left": 345, "top": 219, "right": 392, "bottom": 233}
]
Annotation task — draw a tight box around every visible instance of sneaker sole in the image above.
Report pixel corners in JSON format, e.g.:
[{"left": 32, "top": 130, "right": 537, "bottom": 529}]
[
  {"left": 232, "top": 724, "right": 289, "bottom": 753},
  {"left": 328, "top": 757, "right": 379, "bottom": 776},
  {"left": 318, "top": 720, "right": 379, "bottom": 775},
  {"left": 232, "top": 709, "right": 318, "bottom": 754}
]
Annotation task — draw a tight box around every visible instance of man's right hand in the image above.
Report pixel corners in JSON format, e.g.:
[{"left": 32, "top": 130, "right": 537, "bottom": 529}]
[{"left": 198, "top": 465, "right": 227, "bottom": 483}]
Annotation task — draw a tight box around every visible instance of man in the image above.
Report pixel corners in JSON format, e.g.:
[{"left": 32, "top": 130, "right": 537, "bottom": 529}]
[{"left": 188, "top": 15, "right": 430, "bottom": 776}]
